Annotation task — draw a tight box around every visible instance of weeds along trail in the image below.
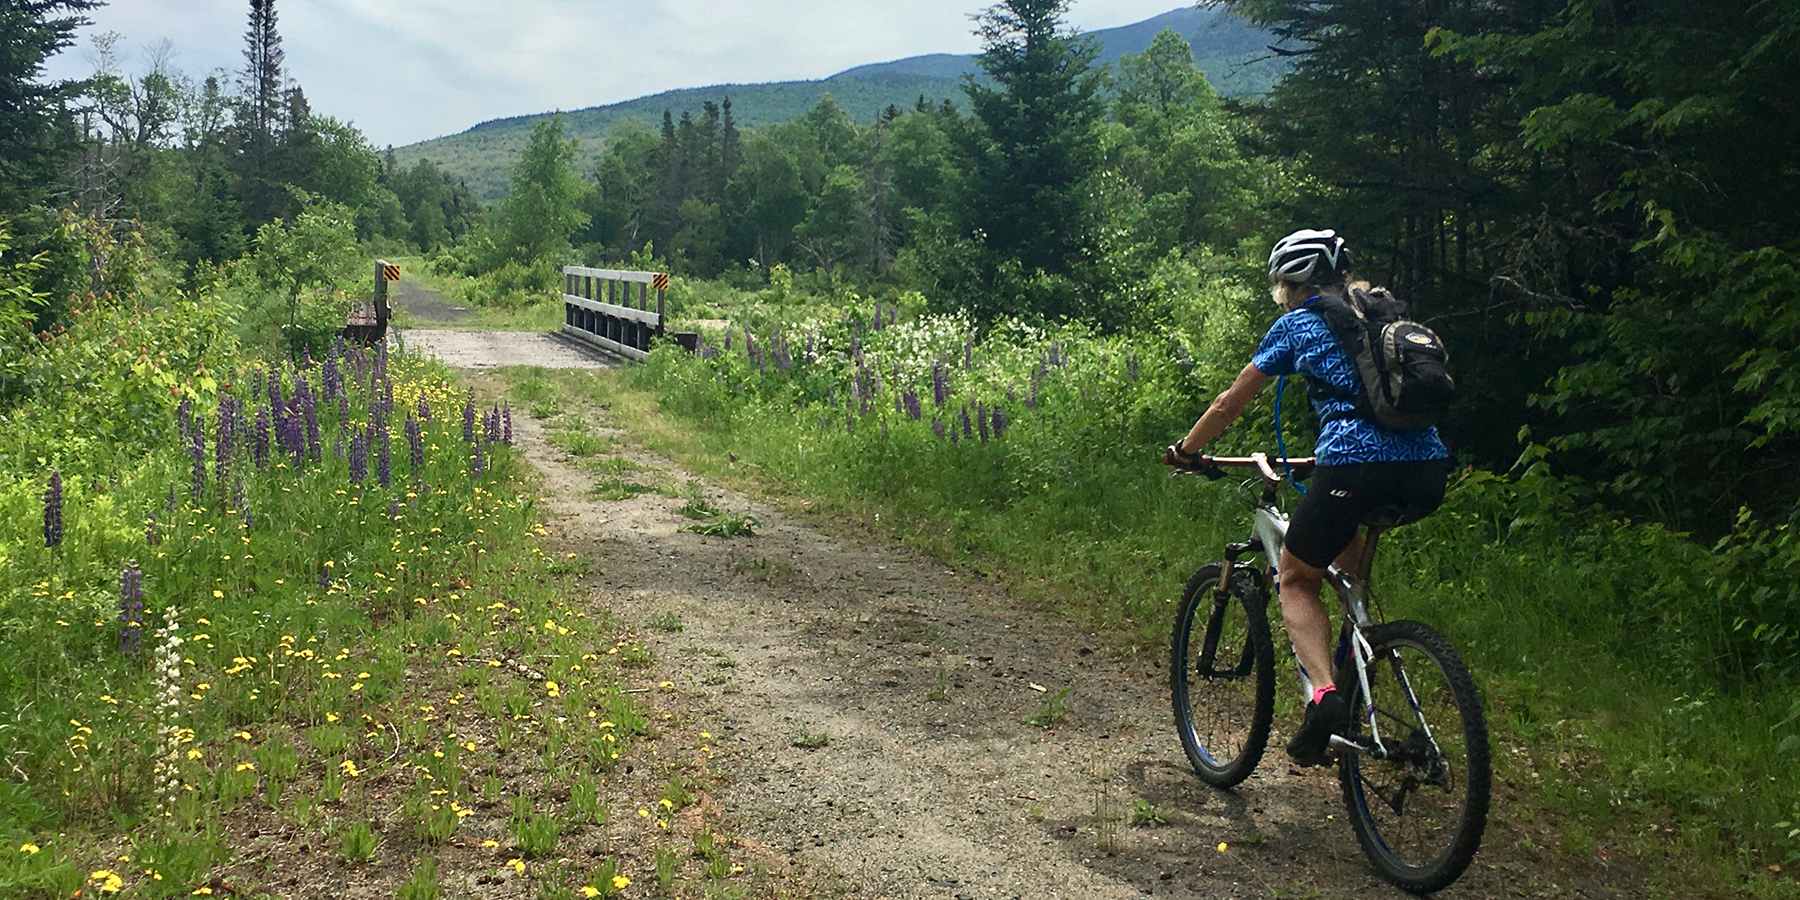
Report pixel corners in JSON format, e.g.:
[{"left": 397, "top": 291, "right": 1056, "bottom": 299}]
[{"left": 493, "top": 369, "right": 1539, "bottom": 900}]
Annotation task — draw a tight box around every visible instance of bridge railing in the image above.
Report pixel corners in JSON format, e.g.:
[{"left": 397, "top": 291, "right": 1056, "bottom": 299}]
[{"left": 560, "top": 266, "right": 667, "bottom": 362}]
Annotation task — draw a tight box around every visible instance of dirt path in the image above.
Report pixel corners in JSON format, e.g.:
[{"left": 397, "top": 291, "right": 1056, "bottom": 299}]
[
  {"left": 394, "top": 278, "right": 618, "bottom": 370},
  {"left": 417, "top": 317, "right": 1629, "bottom": 899}
]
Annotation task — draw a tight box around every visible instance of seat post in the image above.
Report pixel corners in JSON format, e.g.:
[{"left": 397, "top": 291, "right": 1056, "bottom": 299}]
[{"left": 1357, "top": 526, "right": 1385, "bottom": 595}]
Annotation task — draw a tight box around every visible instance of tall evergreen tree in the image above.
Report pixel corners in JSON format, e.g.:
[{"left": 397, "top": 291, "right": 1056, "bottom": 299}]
[
  {"left": 0, "top": 0, "right": 100, "bottom": 215},
  {"left": 235, "top": 0, "right": 291, "bottom": 224},
  {"left": 963, "top": 1, "right": 1102, "bottom": 275},
  {"left": 955, "top": 0, "right": 1106, "bottom": 319}
]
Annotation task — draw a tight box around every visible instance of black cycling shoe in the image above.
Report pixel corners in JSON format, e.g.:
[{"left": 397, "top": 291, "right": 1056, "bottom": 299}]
[{"left": 1286, "top": 688, "right": 1350, "bottom": 767}]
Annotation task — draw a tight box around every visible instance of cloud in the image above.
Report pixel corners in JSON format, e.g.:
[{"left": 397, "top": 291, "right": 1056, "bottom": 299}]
[{"left": 45, "top": 0, "right": 1189, "bottom": 147}]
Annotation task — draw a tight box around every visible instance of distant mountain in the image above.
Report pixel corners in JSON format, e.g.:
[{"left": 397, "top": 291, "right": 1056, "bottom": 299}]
[{"left": 393, "top": 6, "right": 1287, "bottom": 201}]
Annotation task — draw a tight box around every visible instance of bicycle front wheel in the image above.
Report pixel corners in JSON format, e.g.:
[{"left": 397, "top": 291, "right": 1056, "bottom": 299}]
[
  {"left": 1339, "top": 619, "right": 1491, "bottom": 894},
  {"left": 1170, "top": 563, "right": 1274, "bottom": 787}
]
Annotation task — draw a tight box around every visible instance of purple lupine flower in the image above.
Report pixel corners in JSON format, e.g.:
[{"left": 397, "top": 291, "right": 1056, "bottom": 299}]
[
  {"left": 417, "top": 395, "right": 431, "bottom": 423},
  {"left": 991, "top": 406, "right": 1009, "bottom": 439},
  {"left": 215, "top": 395, "right": 239, "bottom": 506},
  {"left": 145, "top": 509, "right": 159, "bottom": 546},
  {"left": 266, "top": 367, "right": 283, "bottom": 412},
  {"left": 318, "top": 569, "right": 330, "bottom": 588},
  {"left": 503, "top": 403, "right": 513, "bottom": 445},
  {"left": 889, "top": 305, "right": 896, "bottom": 327},
  {"left": 903, "top": 387, "right": 922, "bottom": 421},
  {"left": 724, "top": 329, "right": 733, "bottom": 352},
  {"left": 964, "top": 336, "right": 973, "bottom": 371},
  {"left": 960, "top": 406, "right": 973, "bottom": 441},
  {"left": 323, "top": 345, "right": 342, "bottom": 403},
  {"left": 286, "top": 408, "right": 308, "bottom": 462},
  {"left": 253, "top": 407, "right": 271, "bottom": 467},
  {"left": 43, "top": 471, "right": 63, "bottom": 548},
  {"left": 376, "top": 422, "right": 392, "bottom": 489},
  {"left": 176, "top": 396, "right": 194, "bottom": 446},
  {"left": 872, "top": 303, "right": 882, "bottom": 331},
  {"left": 827, "top": 388, "right": 835, "bottom": 408},
  {"left": 462, "top": 389, "right": 476, "bottom": 444},
  {"left": 483, "top": 407, "right": 499, "bottom": 444},
  {"left": 859, "top": 396, "right": 869, "bottom": 417},
  {"left": 977, "top": 401, "right": 989, "bottom": 443},
  {"left": 471, "top": 441, "right": 486, "bottom": 480},
  {"left": 701, "top": 344, "right": 720, "bottom": 361},
  {"left": 348, "top": 430, "right": 368, "bottom": 485},
  {"left": 932, "top": 363, "right": 948, "bottom": 407},
  {"left": 119, "top": 565, "right": 144, "bottom": 658},
  {"left": 297, "top": 378, "right": 320, "bottom": 462},
  {"left": 405, "top": 415, "right": 424, "bottom": 476},
  {"left": 189, "top": 429, "right": 207, "bottom": 505},
  {"left": 931, "top": 416, "right": 945, "bottom": 440}
]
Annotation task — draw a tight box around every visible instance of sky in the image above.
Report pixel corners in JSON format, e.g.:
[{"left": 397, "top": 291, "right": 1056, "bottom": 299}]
[{"left": 43, "top": 0, "right": 1193, "bottom": 149}]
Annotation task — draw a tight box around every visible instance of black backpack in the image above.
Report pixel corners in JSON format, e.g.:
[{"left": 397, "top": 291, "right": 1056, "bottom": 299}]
[{"left": 1304, "top": 287, "right": 1454, "bottom": 432}]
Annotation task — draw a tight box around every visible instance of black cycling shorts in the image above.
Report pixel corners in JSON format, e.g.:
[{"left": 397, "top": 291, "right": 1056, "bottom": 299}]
[{"left": 1284, "top": 458, "right": 1452, "bottom": 570}]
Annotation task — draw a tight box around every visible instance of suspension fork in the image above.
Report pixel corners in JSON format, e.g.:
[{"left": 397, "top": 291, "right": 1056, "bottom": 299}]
[{"left": 1195, "top": 540, "right": 1265, "bottom": 676}]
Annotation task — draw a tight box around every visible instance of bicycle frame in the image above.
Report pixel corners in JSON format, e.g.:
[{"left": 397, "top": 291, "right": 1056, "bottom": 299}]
[{"left": 1203, "top": 453, "right": 1425, "bottom": 761}]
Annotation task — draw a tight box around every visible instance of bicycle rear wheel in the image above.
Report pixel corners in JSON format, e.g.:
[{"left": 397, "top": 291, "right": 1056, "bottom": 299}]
[
  {"left": 1170, "top": 563, "right": 1274, "bottom": 787},
  {"left": 1338, "top": 619, "right": 1490, "bottom": 893}
]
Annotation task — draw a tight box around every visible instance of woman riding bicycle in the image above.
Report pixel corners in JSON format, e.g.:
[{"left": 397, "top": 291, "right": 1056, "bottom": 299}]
[{"left": 1163, "top": 229, "right": 1451, "bottom": 765}]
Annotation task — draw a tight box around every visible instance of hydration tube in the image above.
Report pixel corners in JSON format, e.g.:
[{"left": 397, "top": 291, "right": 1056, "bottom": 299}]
[{"left": 1274, "top": 375, "right": 1307, "bottom": 494}]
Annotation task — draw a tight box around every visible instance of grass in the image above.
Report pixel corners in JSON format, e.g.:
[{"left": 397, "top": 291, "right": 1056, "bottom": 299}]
[{"left": 0, "top": 341, "right": 765, "bottom": 899}]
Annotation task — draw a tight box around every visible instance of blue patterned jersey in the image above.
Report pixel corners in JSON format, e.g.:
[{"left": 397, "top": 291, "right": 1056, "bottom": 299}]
[{"left": 1251, "top": 302, "right": 1448, "bottom": 466}]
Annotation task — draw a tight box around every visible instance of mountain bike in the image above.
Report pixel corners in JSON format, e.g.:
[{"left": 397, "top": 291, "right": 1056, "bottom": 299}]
[{"left": 1168, "top": 452, "right": 1490, "bottom": 894}]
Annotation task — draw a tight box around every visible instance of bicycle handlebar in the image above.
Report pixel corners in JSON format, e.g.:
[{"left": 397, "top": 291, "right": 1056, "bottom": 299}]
[{"left": 1187, "top": 452, "right": 1316, "bottom": 486}]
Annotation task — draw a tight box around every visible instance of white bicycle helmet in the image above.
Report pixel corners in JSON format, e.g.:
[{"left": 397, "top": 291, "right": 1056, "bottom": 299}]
[{"left": 1268, "top": 228, "right": 1351, "bottom": 284}]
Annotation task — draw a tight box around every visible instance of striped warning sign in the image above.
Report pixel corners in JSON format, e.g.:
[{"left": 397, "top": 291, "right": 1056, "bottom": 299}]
[
  {"left": 381, "top": 263, "right": 401, "bottom": 281},
  {"left": 652, "top": 272, "right": 669, "bottom": 291}
]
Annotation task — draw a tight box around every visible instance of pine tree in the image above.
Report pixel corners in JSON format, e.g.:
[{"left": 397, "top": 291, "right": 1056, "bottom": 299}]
[
  {"left": 234, "top": 0, "right": 291, "bottom": 225},
  {"left": 0, "top": 0, "right": 101, "bottom": 215},
  {"left": 961, "top": 0, "right": 1103, "bottom": 279}
]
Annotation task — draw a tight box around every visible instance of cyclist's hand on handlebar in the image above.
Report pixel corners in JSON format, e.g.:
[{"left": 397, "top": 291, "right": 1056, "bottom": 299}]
[{"left": 1163, "top": 443, "right": 1226, "bottom": 479}]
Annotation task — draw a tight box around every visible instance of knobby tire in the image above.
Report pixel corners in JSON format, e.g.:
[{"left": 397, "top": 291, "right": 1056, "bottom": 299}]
[
  {"left": 1338, "top": 619, "right": 1491, "bottom": 893},
  {"left": 1170, "top": 563, "right": 1275, "bottom": 787}
]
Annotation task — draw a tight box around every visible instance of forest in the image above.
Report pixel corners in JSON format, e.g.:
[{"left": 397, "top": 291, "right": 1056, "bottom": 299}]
[
  {"left": 21, "top": 0, "right": 1799, "bottom": 537},
  {"left": 2, "top": 0, "right": 1799, "bottom": 895}
]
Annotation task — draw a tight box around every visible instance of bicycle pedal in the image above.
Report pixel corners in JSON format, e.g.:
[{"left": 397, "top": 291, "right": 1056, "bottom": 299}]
[{"left": 1328, "top": 734, "right": 1361, "bottom": 754}]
